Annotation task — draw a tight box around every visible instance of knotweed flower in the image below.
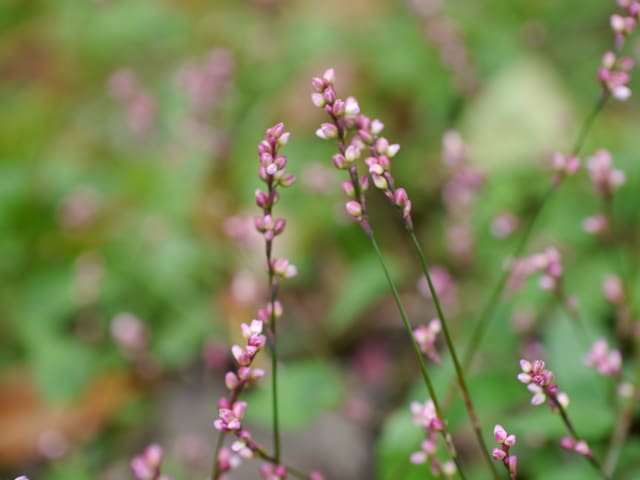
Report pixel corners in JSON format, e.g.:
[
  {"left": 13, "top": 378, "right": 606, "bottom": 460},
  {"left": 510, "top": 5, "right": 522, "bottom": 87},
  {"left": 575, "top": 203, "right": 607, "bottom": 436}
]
[
  {"left": 582, "top": 214, "right": 609, "bottom": 236},
  {"left": 312, "top": 68, "right": 412, "bottom": 231},
  {"left": 492, "top": 424, "right": 517, "bottom": 479},
  {"left": 413, "top": 318, "right": 442, "bottom": 363},
  {"left": 260, "top": 464, "right": 287, "bottom": 479},
  {"left": 491, "top": 211, "right": 519, "bottom": 238},
  {"left": 586, "top": 149, "right": 626, "bottom": 198},
  {"left": 517, "top": 359, "right": 570, "bottom": 411},
  {"left": 551, "top": 152, "right": 581, "bottom": 185},
  {"left": 560, "top": 436, "right": 593, "bottom": 458},
  {"left": 212, "top": 124, "right": 303, "bottom": 478},
  {"left": 585, "top": 338, "right": 622, "bottom": 377},
  {"left": 409, "top": 399, "right": 456, "bottom": 478},
  {"left": 599, "top": 52, "right": 634, "bottom": 100},
  {"left": 508, "top": 247, "right": 565, "bottom": 294},
  {"left": 603, "top": 274, "right": 625, "bottom": 305},
  {"left": 131, "top": 444, "right": 171, "bottom": 480}
]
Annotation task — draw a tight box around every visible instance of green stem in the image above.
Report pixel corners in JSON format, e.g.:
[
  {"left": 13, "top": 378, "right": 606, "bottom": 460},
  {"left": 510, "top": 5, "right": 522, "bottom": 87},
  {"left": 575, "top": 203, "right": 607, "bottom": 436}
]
[
  {"left": 444, "top": 93, "right": 609, "bottom": 410},
  {"left": 267, "top": 261, "right": 281, "bottom": 463},
  {"left": 407, "top": 228, "right": 501, "bottom": 480},
  {"left": 603, "top": 360, "right": 640, "bottom": 476},
  {"left": 367, "top": 232, "right": 468, "bottom": 480},
  {"left": 253, "top": 447, "right": 311, "bottom": 479},
  {"left": 210, "top": 431, "right": 227, "bottom": 480},
  {"left": 552, "top": 394, "right": 610, "bottom": 480}
]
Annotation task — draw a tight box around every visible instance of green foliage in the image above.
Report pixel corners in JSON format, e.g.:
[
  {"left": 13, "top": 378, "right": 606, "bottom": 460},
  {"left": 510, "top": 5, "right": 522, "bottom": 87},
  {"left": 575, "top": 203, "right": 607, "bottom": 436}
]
[{"left": 244, "top": 359, "right": 344, "bottom": 430}]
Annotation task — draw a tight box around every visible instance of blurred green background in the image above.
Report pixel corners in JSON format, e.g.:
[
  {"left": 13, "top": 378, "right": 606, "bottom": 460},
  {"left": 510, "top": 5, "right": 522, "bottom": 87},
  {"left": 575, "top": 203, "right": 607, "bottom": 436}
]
[{"left": 1, "top": 0, "right": 639, "bottom": 478}]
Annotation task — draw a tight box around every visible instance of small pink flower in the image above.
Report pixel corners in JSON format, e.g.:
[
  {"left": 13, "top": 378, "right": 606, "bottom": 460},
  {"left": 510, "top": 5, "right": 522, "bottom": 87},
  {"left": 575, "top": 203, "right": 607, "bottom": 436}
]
[{"left": 585, "top": 338, "right": 622, "bottom": 377}]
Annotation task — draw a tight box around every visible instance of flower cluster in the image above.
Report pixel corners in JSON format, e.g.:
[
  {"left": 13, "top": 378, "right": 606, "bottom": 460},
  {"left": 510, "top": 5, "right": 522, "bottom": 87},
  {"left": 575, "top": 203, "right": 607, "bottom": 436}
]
[
  {"left": 492, "top": 424, "right": 517, "bottom": 480},
  {"left": 260, "top": 464, "right": 287, "bottom": 479},
  {"left": 517, "top": 359, "right": 569, "bottom": 410},
  {"left": 551, "top": 152, "right": 581, "bottom": 183},
  {"left": 176, "top": 48, "right": 234, "bottom": 154},
  {"left": 600, "top": 1, "right": 638, "bottom": 99},
  {"left": 213, "top": 124, "right": 299, "bottom": 477},
  {"left": 440, "top": 131, "right": 485, "bottom": 264},
  {"left": 107, "top": 68, "right": 157, "bottom": 135},
  {"left": 413, "top": 318, "right": 442, "bottom": 363},
  {"left": 603, "top": 273, "right": 625, "bottom": 305},
  {"left": 507, "top": 247, "right": 564, "bottom": 294},
  {"left": 585, "top": 338, "right": 622, "bottom": 377},
  {"left": 131, "top": 444, "right": 171, "bottom": 480},
  {"left": 611, "top": 1, "right": 640, "bottom": 48},
  {"left": 586, "top": 149, "right": 626, "bottom": 199},
  {"left": 599, "top": 51, "right": 634, "bottom": 101},
  {"left": 409, "top": 400, "right": 456, "bottom": 479},
  {"left": 214, "top": 319, "right": 266, "bottom": 432},
  {"left": 408, "top": 0, "right": 478, "bottom": 95},
  {"left": 312, "top": 69, "right": 412, "bottom": 230}
]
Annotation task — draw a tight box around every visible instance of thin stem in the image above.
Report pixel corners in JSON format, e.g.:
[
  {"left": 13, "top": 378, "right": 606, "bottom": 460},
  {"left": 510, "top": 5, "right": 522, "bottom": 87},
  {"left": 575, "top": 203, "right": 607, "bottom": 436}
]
[
  {"left": 551, "top": 394, "right": 610, "bottom": 479},
  {"left": 444, "top": 93, "right": 609, "bottom": 410},
  {"left": 367, "top": 232, "right": 468, "bottom": 480},
  {"left": 253, "top": 447, "right": 311, "bottom": 479},
  {"left": 266, "top": 241, "right": 282, "bottom": 463},
  {"left": 407, "top": 228, "right": 501, "bottom": 480},
  {"left": 211, "top": 431, "right": 227, "bottom": 480},
  {"left": 603, "top": 362, "right": 640, "bottom": 476}
]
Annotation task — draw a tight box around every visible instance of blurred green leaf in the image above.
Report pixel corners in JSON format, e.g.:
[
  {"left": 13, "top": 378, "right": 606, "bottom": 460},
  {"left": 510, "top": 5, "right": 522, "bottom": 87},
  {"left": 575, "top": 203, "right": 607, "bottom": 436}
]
[{"left": 244, "top": 359, "right": 344, "bottom": 430}]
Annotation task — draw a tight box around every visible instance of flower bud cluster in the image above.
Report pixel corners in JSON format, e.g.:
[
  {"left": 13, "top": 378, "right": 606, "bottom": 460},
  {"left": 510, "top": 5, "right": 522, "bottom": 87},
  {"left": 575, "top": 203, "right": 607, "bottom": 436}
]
[
  {"left": 413, "top": 318, "right": 442, "bottom": 364},
  {"left": 551, "top": 152, "right": 581, "bottom": 181},
  {"left": 492, "top": 424, "right": 517, "bottom": 480},
  {"left": 508, "top": 247, "right": 564, "bottom": 293},
  {"left": 260, "top": 464, "right": 287, "bottom": 479},
  {"left": 409, "top": 0, "right": 478, "bottom": 95},
  {"left": 214, "top": 319, "right": 267, "bottom": 434},
  {"left": 560, "top": 436, "right": 593, "bottom": 458},
  {"left": 409, "top": 400, "right": 456, "bottom": 479},
  {"left": 312, "top": 69, "right": 412, "bottom": 229},
  {"left": 518, "top": 359, "right": 570, "bottom": 411},
  {"left": 131, "top": 444, "right": 171, "bottom": 480},
  {"left": 585, "top": 338, "right": 622, "bottom": 377},
  {"left": 586, "top": 149, "right": 626, "bottom": 198},
  {"left": 311, "top": 69, "right": 371, "bottom": 228},
  {"left": 599, "top": 51, "right": 634, "bottom": 101},
  {"left": 611, "top": 1, "right": 640, "bottom": 46},
  {"left": 599, "top": 1, "right": 639, "bottom": 99},
  {"left": 603, "top": 274, "right": 625, "bottom": 305}
]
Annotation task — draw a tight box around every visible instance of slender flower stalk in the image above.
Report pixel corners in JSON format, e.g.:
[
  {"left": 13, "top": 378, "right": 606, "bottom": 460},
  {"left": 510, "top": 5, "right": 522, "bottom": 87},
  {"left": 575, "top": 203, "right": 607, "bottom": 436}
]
[
  {"left": 517, "top": 360, "right": 609, "bottom": 479},
  {"left": 316, "top": 70, "right": 500, "bottom": 478},
  {"left": 211, "top": 124, "right": 303, "bottom": 479},
  {"left": 312, "top": 69, "right": 466, "bottom": 478},
  {"left": 444, "top": 91, "right": 611, "bottom": 411},
  {"left": 451, "top": 0, "right": 638, "bottom": 398}
]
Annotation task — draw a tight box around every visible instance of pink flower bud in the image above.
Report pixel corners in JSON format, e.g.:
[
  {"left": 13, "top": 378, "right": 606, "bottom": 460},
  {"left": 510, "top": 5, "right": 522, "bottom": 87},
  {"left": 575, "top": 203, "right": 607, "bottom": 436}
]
[
  {"left": 332, "top": 153, "right": 348, "bottom": 169},
  {"left": 494, "top": 424, "right": 507, "bottom": 443},
  {"left": 371, "top": 119, "right": 384, "bottom": 135},
  {"left": 342, "top": 181, "right": 355, "bottom": 198},
  {"left": 345, "top": 200, "right": 363, "bottom": 219},
  {"left": 279, "top": 173, "right": 296, "bottom": 187},
  {"left": 492, "top": 448, "right": 506, "bottom": 460},
  {"left": 225, "top": 372, "right": 239, "bottom": 390},
  {"left": 344, "top": 96, "right": 360, "bottom": 116},
  {"left": 311, "top": 92, "right": 326, "bottom": 107},
  {"left": 323, "top": 68, "right": 336, "bottom": 84},
  {"left": 316, "top": 123, "right": 338, "bottom": 140}
]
